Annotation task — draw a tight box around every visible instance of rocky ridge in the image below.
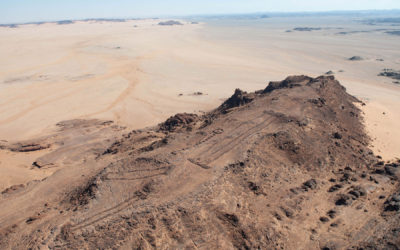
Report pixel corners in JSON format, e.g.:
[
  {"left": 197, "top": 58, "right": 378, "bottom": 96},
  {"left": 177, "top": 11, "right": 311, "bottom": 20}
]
[{"left": 0, "top": 75, "right": 399, "bottom": 249}]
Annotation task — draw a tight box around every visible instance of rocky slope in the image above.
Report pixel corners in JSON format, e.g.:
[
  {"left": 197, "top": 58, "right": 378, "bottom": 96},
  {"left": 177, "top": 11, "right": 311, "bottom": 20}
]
[{"left": 0, "top": 75, "right": 399, "bottom": 249}]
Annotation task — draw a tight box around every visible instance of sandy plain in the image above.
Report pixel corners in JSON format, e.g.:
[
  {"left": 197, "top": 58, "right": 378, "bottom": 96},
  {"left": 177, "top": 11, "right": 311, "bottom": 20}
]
[{"left": 0, "top": 16, "right": 399, "bottom": 190}]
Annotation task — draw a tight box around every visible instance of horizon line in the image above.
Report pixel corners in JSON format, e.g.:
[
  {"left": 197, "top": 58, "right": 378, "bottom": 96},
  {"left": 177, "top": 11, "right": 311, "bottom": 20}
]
[{"left": 1, "top": 8, "right": 400, "bottom": 26}]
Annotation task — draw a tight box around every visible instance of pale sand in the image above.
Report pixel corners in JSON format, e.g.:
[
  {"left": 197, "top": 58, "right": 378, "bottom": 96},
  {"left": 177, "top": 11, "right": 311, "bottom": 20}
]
[
  {"left": 0, "top": 150, "right": 55, "bottom": 191},
  {"left": 0, "top": 17, "right": 399, "bottom": 189}
]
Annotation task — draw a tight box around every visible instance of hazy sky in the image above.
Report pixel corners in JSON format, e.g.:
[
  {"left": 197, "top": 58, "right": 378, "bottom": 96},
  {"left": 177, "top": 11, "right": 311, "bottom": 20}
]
[{"left": 1, "top": 0, "right": 400, "bottom": 23}]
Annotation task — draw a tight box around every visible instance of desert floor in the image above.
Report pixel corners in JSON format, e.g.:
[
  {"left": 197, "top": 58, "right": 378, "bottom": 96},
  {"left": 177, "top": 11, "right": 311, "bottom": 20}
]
[{"left": 0, "top": 16, "right": 399, "bottom": 190}]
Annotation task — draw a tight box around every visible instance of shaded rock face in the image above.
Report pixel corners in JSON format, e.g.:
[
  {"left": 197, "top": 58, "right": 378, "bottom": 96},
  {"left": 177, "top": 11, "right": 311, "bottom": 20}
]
[
  {"left": 218, "top": 88, "right": 255, "bottom": 112},
  {"left": 159, "top": 113, "right": 198, "bottom": 132},
  {"left": 263, "top": 75, "right": 313, "bottom": 93},
  {"left": 1, "top": 75, "right": 399, "bottom": 250}
]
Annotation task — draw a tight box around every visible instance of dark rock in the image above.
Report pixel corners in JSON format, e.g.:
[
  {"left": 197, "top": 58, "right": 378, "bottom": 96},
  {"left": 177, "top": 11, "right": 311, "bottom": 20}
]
[
  {"left": 350, "top": 186, "right": 367, "bottom": 197},
  {"left": 384, "top": 202, "right": 400, "bottom": 212},
  {"left": 385, "top": 165, "right": 398, "bottom": 176},
  {"left": 274, "top": 212, "right": 282, "bottom": 221},
  {"left": 9, "top": 143, "right": 50, "bottom": 152},
  {"left": 348, "top": 56, "right": 363, "bottom": 61},
  {"left": 392, "top": 195, "right": 400, "bottom": 202},
  {"left": 320, "top": 216, "right": 329, "bottom": 222},
  {"left": 159, "top": 113, "right": 198, "bottom": 132},
  {"left": 333, "top": 132, "right": 342, "bottom": 139},
  {"left": 32, "top": 162, "right": 42, "bottom": 168},
  {"left": 303, "top": 179, "right": 317, "bottom": 190},
  {"left": 26, "top": 217, "right": 38, "bottom": 224},
  {"left": 344, "top": 166, "right": 353, "bottom": 171},
  {"left": 68, "top": 179, "right": 98, "bottom": 207},
  {"left": 218, "top": 89, "right": 254, "bottom": 112},
  {"left": 386, "top": 163, "right": 399, "bottom": 168},
  {"left": 248, "top": 182, "right": 263, "bottom": 195},
  {"left": 328, "top": 184, "right": 343, "bottom": 192},
  {"left": 340, "top": 173, "right": 351, "bottom": 182},
  {"left": 263, "top": 75, "right": 312, "bottom": 93},
  {"left": 335, "top": 194, "right": 352, "bottom": 206},
  {"left": 281, "top": 207, "right": 294, "bottom": 218},
  {"left": 327, "top": 209, "right": 337, "bottom": 219},
  {"left": 378, "top": 69, "right": 400, "bottom": 80},
  {"left": 223, "top": 213, "right": 239, "bottom": 226},
  {"left": 384, "top": 193, "right": 400, "bottom": 211},
  {"left": 321, "top": 242, "right": 338, "bottom": 250},
  {"left": 308, "top": 98, "right": 326, "bottom": 107},
  {"left": 349, "top": 190, "right": 361, "bottom": 199}
]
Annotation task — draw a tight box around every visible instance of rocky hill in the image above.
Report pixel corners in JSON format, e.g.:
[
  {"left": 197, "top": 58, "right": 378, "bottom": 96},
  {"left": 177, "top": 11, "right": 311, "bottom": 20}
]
[{"left": 0, "top": 75, "right": 399, "bottom": 249}]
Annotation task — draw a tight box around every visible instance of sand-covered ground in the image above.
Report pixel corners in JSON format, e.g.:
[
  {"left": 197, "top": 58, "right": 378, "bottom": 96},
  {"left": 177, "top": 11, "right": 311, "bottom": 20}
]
[{"left": 0, "top": 16, "right": 399, "bottom": 190}]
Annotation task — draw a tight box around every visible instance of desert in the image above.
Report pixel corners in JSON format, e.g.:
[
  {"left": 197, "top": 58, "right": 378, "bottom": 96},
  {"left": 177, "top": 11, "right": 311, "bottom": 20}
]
[{"left": 1, "top": 10, "right": 400, "bottom": 249}]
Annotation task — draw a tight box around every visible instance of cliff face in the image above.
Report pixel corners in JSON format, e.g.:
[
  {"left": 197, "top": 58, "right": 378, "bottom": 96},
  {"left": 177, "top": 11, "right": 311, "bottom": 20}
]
[{"left": 1, "top": 75, "right": 399, "bottom": 249}]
